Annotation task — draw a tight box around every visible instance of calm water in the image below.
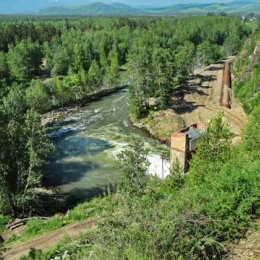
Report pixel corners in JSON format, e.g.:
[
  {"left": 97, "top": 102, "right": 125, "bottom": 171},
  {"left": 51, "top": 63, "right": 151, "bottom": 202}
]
[{"left": 46, "top": 89, "right": 169, "bottom": 199}]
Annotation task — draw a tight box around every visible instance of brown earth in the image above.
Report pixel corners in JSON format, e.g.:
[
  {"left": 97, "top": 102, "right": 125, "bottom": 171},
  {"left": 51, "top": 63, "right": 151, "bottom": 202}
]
[
  {"left": 2, "top": 218, "right": 98, "bottom": 260},
  {"left": 173, "top": 57, "right": 247, "bottom": 136},
  {"left": 225, "top": 219, "right": 260, "bottom": 260}
]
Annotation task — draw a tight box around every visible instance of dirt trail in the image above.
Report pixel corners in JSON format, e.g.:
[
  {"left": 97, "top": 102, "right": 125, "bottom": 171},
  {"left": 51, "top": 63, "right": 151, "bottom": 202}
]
[
  {"left": 2, "top": 218, "right": 98, "bottom": 260},
  {"left": 174, "top": 57, "right": 247, "bottom": 136},
  {"left": 225, "top": 219, "right": 260, "bottom": 260}
]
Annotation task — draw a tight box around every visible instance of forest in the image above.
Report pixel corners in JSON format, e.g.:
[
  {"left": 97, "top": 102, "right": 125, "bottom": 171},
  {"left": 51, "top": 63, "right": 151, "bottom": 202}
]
[{"left": 0, "top": 15, "right": 259, "bottom": 260}]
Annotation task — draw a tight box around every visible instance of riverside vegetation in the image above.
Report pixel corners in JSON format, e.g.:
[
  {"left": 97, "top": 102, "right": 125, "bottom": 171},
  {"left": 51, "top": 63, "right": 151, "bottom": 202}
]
[{"left": 0, "top": 15, "right": 259, "bottom": 260}]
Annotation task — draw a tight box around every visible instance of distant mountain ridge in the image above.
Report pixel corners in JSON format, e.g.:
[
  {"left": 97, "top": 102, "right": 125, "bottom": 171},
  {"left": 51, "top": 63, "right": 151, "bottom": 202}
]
[
  {"left": 37, "top": 1, "right": 260, "bottom": 16},
  {"left": 146, "top": 0, "right": 260, "bottom": 15},
  {"left": 38, "top": 2, "right": 144, "bottom": 16},
  {"left": 0, "top": 0, "right": 260, "bottom": 15}
]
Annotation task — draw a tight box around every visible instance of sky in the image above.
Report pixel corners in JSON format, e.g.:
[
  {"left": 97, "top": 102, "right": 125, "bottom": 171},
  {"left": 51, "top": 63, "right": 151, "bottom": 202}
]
[{"left": 0, "top": 0, "right": 235, "bottom": 13}]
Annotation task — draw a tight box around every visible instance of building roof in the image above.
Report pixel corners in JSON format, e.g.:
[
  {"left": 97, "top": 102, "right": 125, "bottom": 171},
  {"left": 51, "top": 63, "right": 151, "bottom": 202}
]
[{"left": 185, "top": 128, "right": 204, "bottom": 141}]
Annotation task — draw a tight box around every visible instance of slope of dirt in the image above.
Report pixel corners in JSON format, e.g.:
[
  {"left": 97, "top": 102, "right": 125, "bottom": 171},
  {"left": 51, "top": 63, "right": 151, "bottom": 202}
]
[
  {"left": 2, "top": 218, "right": 98, "bottom": 260},
  {"left": 173, "top": 57, "right": 247, "bottom": 136},
  {"left": 225, "top": 220, "right": 260, "bottom": 260}
]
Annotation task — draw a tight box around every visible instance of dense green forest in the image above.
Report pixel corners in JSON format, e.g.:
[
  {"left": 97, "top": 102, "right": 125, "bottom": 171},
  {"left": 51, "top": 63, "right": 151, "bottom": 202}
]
[
  {"left": 0, "top": 15, "right": 259, "bottom": 260},
  {"left": 0, "top": 16, "right": 249, "bottom": 114}
]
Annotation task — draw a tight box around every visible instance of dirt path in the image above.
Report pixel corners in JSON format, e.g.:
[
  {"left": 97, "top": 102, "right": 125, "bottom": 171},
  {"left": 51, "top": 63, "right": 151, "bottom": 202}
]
[
  {"left": 225, "top": 219, "right": 260, "bottom": 260},
  {"left": 174, "top": 58, "right": 247, "bottom": 136},
  {"left": 2, "top": 218, "right": 98, "bottom": 260}
]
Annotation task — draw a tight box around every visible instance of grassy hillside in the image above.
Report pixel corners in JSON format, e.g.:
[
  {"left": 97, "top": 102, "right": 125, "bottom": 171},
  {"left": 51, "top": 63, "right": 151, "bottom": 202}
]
[
  {"left": 233, "top": 33, "right": 260, "bottom": 114},
  {"left": 147, "top": 1, "right": 260, "bottom": 15}
]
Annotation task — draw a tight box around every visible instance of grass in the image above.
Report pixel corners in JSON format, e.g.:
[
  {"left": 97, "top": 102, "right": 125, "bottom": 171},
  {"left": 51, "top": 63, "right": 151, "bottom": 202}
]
[
  {"left": 0, "top": 215, "right": 10, "bottom": 233},
  {"left": 3, "top": 195, "right": 117, "bottom": 247},
  {"left": 137, "top": 110, "right": 185, "bottom": 144}
]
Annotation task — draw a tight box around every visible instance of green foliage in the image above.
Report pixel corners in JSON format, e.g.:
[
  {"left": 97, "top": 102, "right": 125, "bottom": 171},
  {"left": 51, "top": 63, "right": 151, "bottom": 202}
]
[
  {"left": 241, "top": 104, "right": 260, "bottom": 160},
  {"left": 51, "top": 47, "right": 71, "bottom": 76},
  {"left": 107, "top": 47, "right": 120, "bottom": 88},
  {"left": 175, "top": 41, "right": 196, "bottom": 81},
  {"left": 0, "top": 16, "right": 249, "bottom": 116},
  {"left": 234, "top": 64, "right": 260, "bottom": 114},
  {"left": 117, "top": 137, "right": 149, "bottom": 196},
  {"left": 233, "top": 32, "right": 260, "bottom": 114},
  {"left": 7, "top": 39, "right": 42, "bottom": 79},
  {"left": 0, "top": 215, "right": 10, "bottom": 233},
  {"left": 165, "top": 162, "right": 185, "bottom": 190},
  {"left": 0, "top": 88, "right": 54, "bottom": 217},
  {"left": 87, "top": 60, "right": 102, "bottom": 91},
  {"left": 197, "top": 41, "right": 221, "bottom": 66},
  {"left": 188, "top": 112, "right": 233, "bottom": 183},
  {"left": 0, "top": 52, "right": 9, "bottom": 79},
  {"left": 26, "top": 80, "right": 50, "bottom": 113}
]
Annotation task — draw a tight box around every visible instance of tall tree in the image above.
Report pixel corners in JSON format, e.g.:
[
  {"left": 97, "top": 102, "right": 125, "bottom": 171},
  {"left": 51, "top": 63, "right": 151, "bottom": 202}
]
[
  {"left": 26, "top": 80, "right": 50, "bottom": 113},
  {"left": 117, "top": 137, "right": 149, "bottom": 196},
  {"left": 107, "top": 47, "right": 120, "bottom": 88},
  {"left": 197, "top": 41, "right": 221, "bottom": 66},
  {"left": 51, "top": 47, "right": 70, "bottom": 76},
  {"left": 7, "top": 39, "right": 42, "bottom": 79},
  {"left": 0, "top": 92, "right": 53, "bottom": 216},
  {"left": 0, "top": 52, "right": 9, "bottom": 79},
  {"left": 87, "top": 60, "right": 102, "bottom": 91}
]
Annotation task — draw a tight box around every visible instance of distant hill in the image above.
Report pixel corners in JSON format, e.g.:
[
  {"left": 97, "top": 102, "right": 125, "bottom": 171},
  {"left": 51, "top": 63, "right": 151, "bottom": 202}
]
[
  {"left": 37, "top": 1, "right": 260, "bottom": 16},
  {"left": 1, "top": 0, "right": 260, "bottom": 16},
  {"left": 38, "top": 2, "right": 144, "bottom": 16},
  {"left": 147, "top": 1, "right": 260, "bottom": 15}
]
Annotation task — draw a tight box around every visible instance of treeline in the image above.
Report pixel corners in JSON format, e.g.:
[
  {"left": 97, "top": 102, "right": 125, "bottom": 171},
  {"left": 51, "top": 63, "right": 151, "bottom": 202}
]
[{"left": 0, "top": 16, "right": 250, "bottom": 114}]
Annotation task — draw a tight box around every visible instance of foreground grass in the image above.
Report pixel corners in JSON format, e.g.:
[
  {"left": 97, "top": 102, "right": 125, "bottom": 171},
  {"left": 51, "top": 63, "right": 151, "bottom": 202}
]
[
  {"left": 3, "top": 195, "right": 117, "bottom": 247},
  {"left": 0, "top": 215, "right": 10, "bottom": 234}
]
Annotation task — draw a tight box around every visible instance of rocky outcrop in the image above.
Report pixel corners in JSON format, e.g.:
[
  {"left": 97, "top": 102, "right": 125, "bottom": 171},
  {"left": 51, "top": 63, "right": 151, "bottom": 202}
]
[
  {"left": 130, "top": 109, "right": 185, "bottom": 145},
  {"left": 41, "top": 107, "right": 78, "bottom": 126}
]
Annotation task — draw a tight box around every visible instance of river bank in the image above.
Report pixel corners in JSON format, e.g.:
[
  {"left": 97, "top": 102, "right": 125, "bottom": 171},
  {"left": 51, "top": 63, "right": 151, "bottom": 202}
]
[
  {"left": 129, "top": 110, "right": 185, "bottom": 145},
  {"left": 41, "top": 85, "right": 129, "bottom": 126}
]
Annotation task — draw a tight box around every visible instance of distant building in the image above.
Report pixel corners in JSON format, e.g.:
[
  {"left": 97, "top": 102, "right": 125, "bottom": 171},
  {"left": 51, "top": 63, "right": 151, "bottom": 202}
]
[{"left": 170, "top": 123, "right": 207, "bottom": 173}]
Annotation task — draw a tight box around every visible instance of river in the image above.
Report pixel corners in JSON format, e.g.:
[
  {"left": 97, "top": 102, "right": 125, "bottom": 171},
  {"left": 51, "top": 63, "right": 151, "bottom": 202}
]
[{"left": 45, "top": 89, "right": 170, "bottom": 199}]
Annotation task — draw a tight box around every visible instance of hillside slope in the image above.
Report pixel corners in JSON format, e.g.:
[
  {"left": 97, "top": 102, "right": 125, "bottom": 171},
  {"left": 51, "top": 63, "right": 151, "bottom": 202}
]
[
  {"left": 38, "top": 2, "right": 144, "bottom": 16},
  {"left": 35, "top": 1, "right": 260, "bottom": 16},
  {"left": 233, "top": 33, "right": 260, "bottom": 114},
  {"left": 148, "top": 1, "right": 260, "bottom": 15}
]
